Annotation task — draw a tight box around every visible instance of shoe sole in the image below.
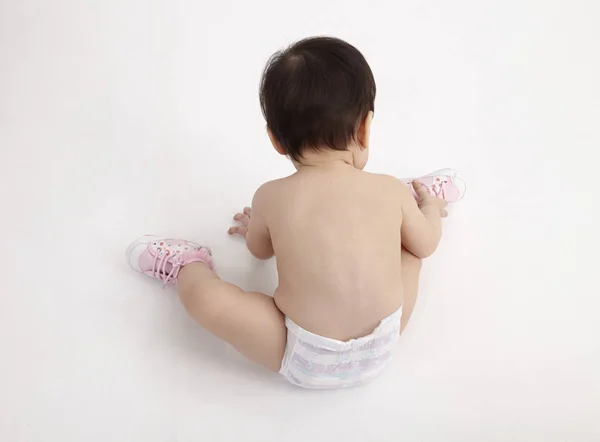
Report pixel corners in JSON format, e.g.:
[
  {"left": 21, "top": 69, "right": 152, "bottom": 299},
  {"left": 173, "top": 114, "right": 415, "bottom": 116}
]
[
  {"left": 425, "top": 168, "right": 459, "bottom": 178},
  {"left": 125, "top": 234, "right": 163, "bottom": 272}
]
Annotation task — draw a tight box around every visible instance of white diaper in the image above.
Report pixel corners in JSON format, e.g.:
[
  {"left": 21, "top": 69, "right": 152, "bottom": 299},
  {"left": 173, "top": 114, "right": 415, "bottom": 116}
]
[{"left": 279, "top": 308, "right": 402, "bottom": 389}]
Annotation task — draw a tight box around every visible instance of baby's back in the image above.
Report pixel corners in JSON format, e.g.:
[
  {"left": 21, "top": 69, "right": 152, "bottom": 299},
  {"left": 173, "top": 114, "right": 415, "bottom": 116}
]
[{"left": 267, "top": 167, "right": 404, "bottom": 340}]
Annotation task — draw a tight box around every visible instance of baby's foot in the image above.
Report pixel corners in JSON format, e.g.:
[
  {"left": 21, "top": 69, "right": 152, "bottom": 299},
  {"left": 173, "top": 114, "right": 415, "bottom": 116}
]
[
  {"left": 126, "top": 235, "right": 215, "bottom": 287},
  {"left": 402, "top": 169, "right": 466, "bottom": 202}
]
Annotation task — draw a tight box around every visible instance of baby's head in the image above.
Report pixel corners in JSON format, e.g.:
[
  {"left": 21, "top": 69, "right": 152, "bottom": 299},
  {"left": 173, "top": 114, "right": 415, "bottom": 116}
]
[{"left": 260, "top": 37, "right": 376, "bottom": 169}]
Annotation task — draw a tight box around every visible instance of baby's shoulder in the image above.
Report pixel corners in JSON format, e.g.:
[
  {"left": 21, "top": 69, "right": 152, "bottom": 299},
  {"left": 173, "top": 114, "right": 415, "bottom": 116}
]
[
  {"left": 365, "top": 171, "right": 407, "bottom": 189},
  {"left": 363, "top": 172, "right": 414, "bottom": 201},
  {"left": 251, "top": 177, "right": 289, "bottom": 207},
  {"left": 254, "top": 176, "right": 288, "bottom": 195}
]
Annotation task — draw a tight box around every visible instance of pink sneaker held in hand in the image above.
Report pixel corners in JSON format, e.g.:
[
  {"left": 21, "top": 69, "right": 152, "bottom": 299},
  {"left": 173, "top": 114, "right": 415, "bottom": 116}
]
[
  {"left": 126, "top": 235, "right": 215, "bottom": 287},
  {"left": 402, "top": 169, "right": 466, "bottom": 203}
]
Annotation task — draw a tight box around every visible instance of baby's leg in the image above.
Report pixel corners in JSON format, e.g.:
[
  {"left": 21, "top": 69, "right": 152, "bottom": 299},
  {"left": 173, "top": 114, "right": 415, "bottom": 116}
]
[
  {"left": 126, "top": 236, "right": 286, "bottom": 372},
  {"left": 400, "top": 247, "right": 423, "bottom": 333},
  {"left": 177, "top": 262, "right": 286, "bottom": 372}
]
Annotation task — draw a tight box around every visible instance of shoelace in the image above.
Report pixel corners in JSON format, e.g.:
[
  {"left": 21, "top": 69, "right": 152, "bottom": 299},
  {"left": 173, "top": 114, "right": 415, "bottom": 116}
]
[
  {"left": 431, "top": 179, "right": 448, "bottom": 200},
  {"left": 151, "top": 251, "right": 184, "bottom": 287},
  {"left": 409, "top": 178, "right": 449, "bottom": 201}
]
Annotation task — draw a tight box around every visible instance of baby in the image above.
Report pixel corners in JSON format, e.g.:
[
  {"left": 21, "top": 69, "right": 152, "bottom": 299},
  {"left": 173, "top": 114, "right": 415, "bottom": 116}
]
[{"left": 126, "top": 37, "right": 465, "bottom": 389}]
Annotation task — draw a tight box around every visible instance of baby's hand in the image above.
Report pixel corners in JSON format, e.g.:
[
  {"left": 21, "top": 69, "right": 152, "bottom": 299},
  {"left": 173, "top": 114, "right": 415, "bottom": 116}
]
[
  {"left": 228, "top": 207, "right": 252, "bottom": 237},
  {"left": 412, "top": 180, "right": 448, "bottom": 218}
]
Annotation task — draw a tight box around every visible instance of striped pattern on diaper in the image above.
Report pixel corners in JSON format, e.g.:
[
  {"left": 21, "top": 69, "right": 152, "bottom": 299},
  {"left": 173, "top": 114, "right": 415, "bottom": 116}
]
[{"left": 279, "top": 308, "right": 402, "bottom": 389}]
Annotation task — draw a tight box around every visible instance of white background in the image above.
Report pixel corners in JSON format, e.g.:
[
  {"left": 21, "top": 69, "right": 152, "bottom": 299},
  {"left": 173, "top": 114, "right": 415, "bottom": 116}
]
[{"left": 1, "top": 0, "right": 599, "bottom": 441}]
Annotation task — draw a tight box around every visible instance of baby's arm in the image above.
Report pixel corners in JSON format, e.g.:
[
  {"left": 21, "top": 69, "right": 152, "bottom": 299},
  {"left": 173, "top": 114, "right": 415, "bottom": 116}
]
[
  {"left": 400, "top": 180, "right": 448, "bottom": 259},
  {"left": 228, "top": 184, "right": 274, "bottom": 260}
]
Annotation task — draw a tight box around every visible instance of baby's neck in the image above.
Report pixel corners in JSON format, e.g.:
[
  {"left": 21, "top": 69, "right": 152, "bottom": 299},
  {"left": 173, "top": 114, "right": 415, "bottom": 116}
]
[{"left": 294, "top": 150, "right": 355, "bottom": 171}]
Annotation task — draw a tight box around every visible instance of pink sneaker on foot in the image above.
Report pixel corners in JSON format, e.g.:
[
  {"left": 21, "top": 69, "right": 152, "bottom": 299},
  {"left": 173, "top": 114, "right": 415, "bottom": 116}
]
[
  {"left": 402, "top": 169, "right": 466, "bottom": 202},
  {"left": 126, "top": 235, "right": 215, "bottom": 287}
]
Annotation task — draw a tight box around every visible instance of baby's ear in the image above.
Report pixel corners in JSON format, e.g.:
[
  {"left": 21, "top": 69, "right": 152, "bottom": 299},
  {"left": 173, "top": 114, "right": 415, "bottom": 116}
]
[
  {"left": 267, "top": 129, "right": 287, "bottom": 155},
  {"left": 357, "top": 111, "right": 373, "bottom": 150}
]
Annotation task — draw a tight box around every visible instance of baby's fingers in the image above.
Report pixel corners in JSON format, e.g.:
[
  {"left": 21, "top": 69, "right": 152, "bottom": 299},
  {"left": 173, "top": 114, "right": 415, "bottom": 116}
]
[
  {"left": 228, "top": 226, "right": 248, "bottom": 237},
  {"left": 233, "top": 212, "right": 250, "bottom": 226},
  {"left": 412, "top": 180, "right": 430, "bottom": 200}
]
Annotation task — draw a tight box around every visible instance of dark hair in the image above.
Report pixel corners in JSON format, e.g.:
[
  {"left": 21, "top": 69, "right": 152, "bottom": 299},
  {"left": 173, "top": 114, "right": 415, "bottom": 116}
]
[{"left": 259, "top": 37, "right": 376, "bottom": 162}]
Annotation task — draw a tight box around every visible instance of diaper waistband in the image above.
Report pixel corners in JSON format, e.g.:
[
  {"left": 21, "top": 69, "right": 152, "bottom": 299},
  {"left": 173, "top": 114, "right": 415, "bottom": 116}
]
[{"left": 284, "top": 307, "right": 402, "bottom": 352}]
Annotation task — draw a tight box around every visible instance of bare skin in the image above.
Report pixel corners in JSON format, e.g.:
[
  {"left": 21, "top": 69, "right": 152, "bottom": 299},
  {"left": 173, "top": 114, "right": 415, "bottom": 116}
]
[
  {"left": 177, "top": 142, "right": 447, "bottom": 371},
  {"left": 174, "top": 111, "right": 446, "bottom": 371}
]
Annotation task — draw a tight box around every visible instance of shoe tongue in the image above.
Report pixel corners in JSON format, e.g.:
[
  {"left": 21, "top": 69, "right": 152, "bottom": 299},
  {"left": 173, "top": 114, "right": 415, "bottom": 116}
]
[
  {"left": 140, "top": 239, "right": 205, "bottom": 277},
  {"left": 140, "top": 239, "right": 187, "bottom": 276}
]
